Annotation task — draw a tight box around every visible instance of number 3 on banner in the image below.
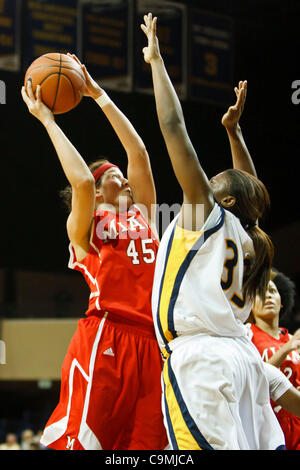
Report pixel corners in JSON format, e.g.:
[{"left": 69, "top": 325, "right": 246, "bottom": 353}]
[{"left": 127, "top": 239, "right": 155, "bottom": 265}]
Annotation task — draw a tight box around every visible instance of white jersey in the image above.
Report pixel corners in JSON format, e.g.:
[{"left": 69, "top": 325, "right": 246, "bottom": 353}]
[{"left": 152, "top": 203, "right": 255, "bottom": 354}]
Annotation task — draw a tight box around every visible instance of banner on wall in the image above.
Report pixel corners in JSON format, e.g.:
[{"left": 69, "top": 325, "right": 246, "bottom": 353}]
[
  {"left": 78, "top": 0, "right": 133, "bottom": 92},
  {"left": 189, "top": 9, "right": 234, "bottom": 106},
  {"left": 0, "top": 0, "right": 21, "bottom": 71},
  {"left": 135, "top": 0, "right": 187, "bottom": 99},
  {"left": 22, "top": 0, "right": 78, "bottom": 70}
]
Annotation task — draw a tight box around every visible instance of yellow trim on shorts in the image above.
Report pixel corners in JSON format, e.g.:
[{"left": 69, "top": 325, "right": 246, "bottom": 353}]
[{"left": 163, "top": 358, "right": 202, "bottom": 450}]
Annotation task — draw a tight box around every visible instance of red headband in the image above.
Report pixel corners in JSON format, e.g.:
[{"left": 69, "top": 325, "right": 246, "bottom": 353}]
[{"left": 93, "top": 163, "right": 119, "bottom": 183}]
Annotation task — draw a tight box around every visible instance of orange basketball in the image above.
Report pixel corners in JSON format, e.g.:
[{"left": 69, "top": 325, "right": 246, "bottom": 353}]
[{"left": 24, "top": 53, "right": 86, "bottom": 114}]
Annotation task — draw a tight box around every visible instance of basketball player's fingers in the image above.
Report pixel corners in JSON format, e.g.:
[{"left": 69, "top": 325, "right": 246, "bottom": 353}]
[
  {"left": 152, "top": 16, "right": 157, "bottom": 36},
  {"left": 26, "top": 79, "right": 35, "bottom": 100},
  {"left": 82, "top": 64, "right": 94, "bottom": 84},
  {"left": 81, "top": 64, "right": 88, "bottom": 77},
  {"left": 71, "top": 53, "right": 82, "bottom": 66},
  {"left": 236, "top": 85, "right": 245, "bottom": 109},
  {"left": 141, "top": 24, "right": 147, "bottom": 35},
  {"left": 36, "top": 84, "right": 41, "bottom": 102},
  {"left": 21, "top": 87, "right": 34, "bottom": 112},
  {"left": 81, "top": 64, "right": 92, "bottom": 85},
  {"left": 21, "top": 86, "right": 29, "bottom": 104},
  {"left": 145, "top": 12, "right": 152, "bottom": 29}
]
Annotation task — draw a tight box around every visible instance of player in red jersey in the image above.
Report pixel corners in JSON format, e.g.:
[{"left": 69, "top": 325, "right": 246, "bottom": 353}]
[
  {"left": 220, "top": 77, "right": 300, "bottom": 449},
  {"left": 21, "top": 57, "right": 168, "bottom": 450},
  {"left": 247, "top": 271, "right": 300, "bottom": 450}
]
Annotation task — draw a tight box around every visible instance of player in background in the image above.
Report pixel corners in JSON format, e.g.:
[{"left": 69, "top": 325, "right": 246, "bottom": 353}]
[
  {"left": 247, "top": 270, "right": 300, "bottom": 450},
  {"left": 221, "top": 79, "right": 256, "bottom": 176},
  {"left": 21, "top": 60, "right": 168, "bottom": 450},
  {"left": 141, "top": 12, "right": 285, "bottom": 450},
  {"left": 221, "top": 72, "right": 300, "bottom": 450}
]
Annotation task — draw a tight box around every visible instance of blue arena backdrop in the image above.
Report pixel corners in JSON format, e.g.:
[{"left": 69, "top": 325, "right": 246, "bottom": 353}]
[
  {"left": 134, "top": 0, "right": 187, "bottom": 100},
  {"left": 21, "top": 0, "right": 78, "bottom": 71},
  {"left": 188, "top": 8, "right": 234, "bottom": 106},
  {"left": 0, "top": 0, "right": 234, "bottom": 105},
  {"left": 77, "top": 0, "right": 133, "bottom": 92},
  {"left": 0, "top": 0, "right": 21, "bottom": 72}
]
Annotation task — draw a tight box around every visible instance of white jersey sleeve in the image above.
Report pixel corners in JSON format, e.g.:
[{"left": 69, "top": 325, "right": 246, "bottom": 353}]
[{"left": 263, "top": 362, "right": 292, "bottom": 402}]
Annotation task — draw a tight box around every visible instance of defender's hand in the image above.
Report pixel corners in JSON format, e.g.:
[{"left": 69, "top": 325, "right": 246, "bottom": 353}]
[
  {"left": 141, "top": 13, "right": 161, "bottom": 64},
  {"left": 222, "top": 80, "right": 247, "bottom": 130}
]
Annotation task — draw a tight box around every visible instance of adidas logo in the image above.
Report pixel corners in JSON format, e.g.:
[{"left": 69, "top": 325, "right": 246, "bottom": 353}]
[{"left": 103, "top": 347, "right": 114, "bottom": 357}]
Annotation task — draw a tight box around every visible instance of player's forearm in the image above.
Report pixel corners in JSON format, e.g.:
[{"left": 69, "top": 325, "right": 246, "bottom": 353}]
[
  {"left": 225, "top": 124, "right": 257, "bottom": 177},
  {"left": 268, "top": 345, "right": 291, "bottom": 368},
  {"left": 44, "top": 120, "right": 94, "bottom": 187},
  {"left": 276, "top": 387, "right": 300, "bottom": 417},
  {"left": 95, "top": 95, "right": 146, "bottom": 158},
  {"left": 150, "top": 56, "right": 185, "bottom": 133}
]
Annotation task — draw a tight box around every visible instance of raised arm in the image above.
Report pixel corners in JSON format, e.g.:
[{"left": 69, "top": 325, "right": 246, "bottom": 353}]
[
  {"left": 264, "top": 362, "right": 300, "bottom": 417},
  {"left": 21, "top": 82, "right": 95, "bottom": 258},
  {"left": 222, "top": 81, "right": 257, "bottom": 177},
  {"left": 141, "top": 14, "right": 214, "bottom": 227},
  {"left": 68, "top": 54, "right": 156, "bottom": 225},
  {"left": 268, "top": 330, "right": 300, "bottom": 368}
]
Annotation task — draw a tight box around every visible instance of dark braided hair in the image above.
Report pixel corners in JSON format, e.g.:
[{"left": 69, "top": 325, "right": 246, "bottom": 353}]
[{"left": 271, "top": 269, "right": 296, "bottom": 320}]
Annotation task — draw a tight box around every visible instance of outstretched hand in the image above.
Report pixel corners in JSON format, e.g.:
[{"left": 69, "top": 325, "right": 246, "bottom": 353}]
[
  {"left": 141, "top": 12, "right": 161, "bottom": 63},
  {"left": 21, "top": 80, "right": 54, "bottom": 127},
  {"left": 290, "top": 329, "right": 300, "bottom": 353},
  {"left": 221, "top": 80, "right": 247, "bottom": 130},
  {"left": 67, "top": 53, "right": 102, "bottom": 100}
]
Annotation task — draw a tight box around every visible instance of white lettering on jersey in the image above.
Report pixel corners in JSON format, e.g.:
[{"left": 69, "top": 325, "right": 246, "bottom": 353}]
[
  {"left": 287, "top": 350, "right": 300, "bottom": 364},
  {"left": 262, "top": 346, "right": 300, "bottom": 365},
  {"left": 96, "top": 215, "right": 148, "bottom": 241},
  {"left": 66, "top": 436, "right": 75, "bottom": 450},
  {"left": 261, "top": 347, "right": 276, "bottom": 362}
]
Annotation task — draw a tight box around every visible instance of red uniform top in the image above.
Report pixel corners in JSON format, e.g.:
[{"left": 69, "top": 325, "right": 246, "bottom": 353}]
[
  {"left": 68, "top": 205, "right": 158, "bottom": 334},
  {"left": 250, "top": 323, "right": 300, "bottom": 450}
]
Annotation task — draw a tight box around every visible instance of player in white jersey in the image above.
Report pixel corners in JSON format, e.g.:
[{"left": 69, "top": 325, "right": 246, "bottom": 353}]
[{"left": 141, "top": 13, "right": 286, "bottom": 450}]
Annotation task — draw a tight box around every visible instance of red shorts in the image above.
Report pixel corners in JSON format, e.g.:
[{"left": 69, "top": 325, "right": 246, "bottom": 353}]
[
  {"left": 275, "top": 408, "right": 300, "bottom": 450},
  {"left": 40, "top": 314, "right": 168, "bottom": 450}
]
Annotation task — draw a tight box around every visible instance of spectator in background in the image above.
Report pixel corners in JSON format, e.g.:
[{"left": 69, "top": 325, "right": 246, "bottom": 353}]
[
  {"left": 20, "top": 428, "right": 34, "bottom": 450},
  {"left": 247, "top": 269, "right": 300, "bottom": 450},
  {"left": 0, "top": 433, "right": 21, "bottom": 450}
]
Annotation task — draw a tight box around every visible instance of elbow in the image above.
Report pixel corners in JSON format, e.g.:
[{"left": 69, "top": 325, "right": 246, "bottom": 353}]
[
  {"left": 73, "top": 175, "right": 95, "bottom": 191},
  {"left": 159, "top": 113, "right": 184, "bottom": 135},
  {"left": 129, "top": 143, "right": 149, "bottom": 162}
]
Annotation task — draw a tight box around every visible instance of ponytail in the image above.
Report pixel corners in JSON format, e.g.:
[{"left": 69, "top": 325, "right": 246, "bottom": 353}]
[
  {"left": 223, "top": 169, "right": 274, "bottom": 302},
  {"left": 243, "top": 224, "right": 274, "bottom": 302}
]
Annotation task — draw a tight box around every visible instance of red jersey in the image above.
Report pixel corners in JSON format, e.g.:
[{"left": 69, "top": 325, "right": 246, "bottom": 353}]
[
  {"left": 250, "top": 323, "right": 300, "bottom": 450},
  {"left": 68, "top": 205, "right": 158, "bottom": 333}
]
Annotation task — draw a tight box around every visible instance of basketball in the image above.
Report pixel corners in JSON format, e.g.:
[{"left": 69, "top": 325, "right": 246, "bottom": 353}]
[{"left": 24, "top": 53, "right": 86, "bottom": 114}]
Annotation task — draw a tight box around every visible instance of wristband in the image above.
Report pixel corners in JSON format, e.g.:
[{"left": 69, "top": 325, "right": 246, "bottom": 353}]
[{"left": 95, "top": 92, "right": 111, "bottom": 108}]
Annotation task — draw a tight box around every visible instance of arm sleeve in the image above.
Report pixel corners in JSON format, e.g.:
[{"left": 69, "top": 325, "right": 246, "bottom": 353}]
[{"left": 263, "top": 362, "right": 292, "bottom": 401}]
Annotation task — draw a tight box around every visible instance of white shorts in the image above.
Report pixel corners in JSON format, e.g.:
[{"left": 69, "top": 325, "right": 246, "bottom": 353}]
[{"left": 162, "top": 334, "right": 285, "bottom": 450}]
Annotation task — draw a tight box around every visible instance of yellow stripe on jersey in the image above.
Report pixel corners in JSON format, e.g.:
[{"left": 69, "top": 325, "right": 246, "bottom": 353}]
[
  {"left": 163, "top": 357, "right": 213, "bottom": 450},
  {"left": 158, "top": 224, "right": 203, "bottom": 345}
]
